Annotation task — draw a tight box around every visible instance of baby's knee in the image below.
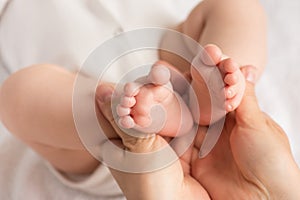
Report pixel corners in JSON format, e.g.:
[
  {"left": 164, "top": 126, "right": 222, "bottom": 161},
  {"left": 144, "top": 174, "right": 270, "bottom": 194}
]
[
  {"left": 0, "top": 64, "right": 66, "bottom": 130},
  {"left": 1, "top": 64, "right": 59, "bottom": 102}
]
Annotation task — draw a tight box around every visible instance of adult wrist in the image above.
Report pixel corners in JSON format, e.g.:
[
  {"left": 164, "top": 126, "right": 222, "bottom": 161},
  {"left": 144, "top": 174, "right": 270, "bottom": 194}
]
[{"left": 268, "top": 163, "right": 300, "bottom": 199}]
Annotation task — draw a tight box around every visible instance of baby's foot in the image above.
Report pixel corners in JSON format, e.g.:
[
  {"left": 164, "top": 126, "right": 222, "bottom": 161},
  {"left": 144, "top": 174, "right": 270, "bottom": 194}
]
[
  {"left": 190, "top": 44, "right": 246, "bottom": 125},
  {"left": 117, "top": 63, "right": 190, "bottom": 137},
  {"left": 219, "top": 57, "right": 246, "bottom": 112}
]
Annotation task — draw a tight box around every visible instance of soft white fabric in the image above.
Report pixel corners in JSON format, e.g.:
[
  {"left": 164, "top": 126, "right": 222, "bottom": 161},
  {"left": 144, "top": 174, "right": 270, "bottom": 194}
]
[
  {"left": 0, "top": 131, "right": 120, "bottom": 200},
  {"left": 0, "top": 0, "right": 9, "bottom": 16},
  {"left": 0, "top": 0, "right": 200, "bottom": 199},
  {"left": 258, "top": 0, "right": 300, "bottom": 165}
]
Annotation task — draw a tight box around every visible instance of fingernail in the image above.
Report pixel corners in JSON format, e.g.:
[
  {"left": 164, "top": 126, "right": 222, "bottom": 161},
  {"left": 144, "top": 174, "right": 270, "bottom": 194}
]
[
  {"left": 199, "top": 150, "right": 204, "bottom": 158},
  {"left": 98, "top": 91, "right": 112, "bottom": 103},
  {"left": 246, "top": 72, "right": 256, "bottom": 84}
]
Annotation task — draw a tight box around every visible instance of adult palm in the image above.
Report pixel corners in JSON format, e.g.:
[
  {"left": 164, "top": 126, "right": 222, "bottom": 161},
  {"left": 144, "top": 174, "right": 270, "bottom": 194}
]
[
  {"left": 191, "top": 114, "right": 268, "bottom": 200},
  {"left": 190, "top": 83, "right": 298, "bottom": 200}
]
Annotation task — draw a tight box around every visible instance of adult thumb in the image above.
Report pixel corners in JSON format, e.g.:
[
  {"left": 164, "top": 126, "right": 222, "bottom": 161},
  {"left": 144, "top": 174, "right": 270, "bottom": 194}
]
[{"left": 235, "top": 67, "right": 262, "bottom": 127}]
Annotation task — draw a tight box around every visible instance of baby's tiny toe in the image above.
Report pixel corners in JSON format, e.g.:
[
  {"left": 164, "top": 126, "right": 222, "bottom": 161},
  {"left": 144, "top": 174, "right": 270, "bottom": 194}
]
[
  {"left": 223, "top": 58, "right": 239, "bottom": 73},
  {"left": 124, "top": 82, "right": 141, "bottom": 97},
  {"left": 225, "top": 86, "right": 236, "bottom": 99},
  {"left": 201, "top": 44, "right": 223, "bottom": 66},
  {"left": 116, "top": 105, "right": 131, "bottom": 117},
  {"left": 120, "top": 96, "right": 136, "bottom": 107},
  {"left": 225, "top": 83, "right": 243, "bottom": 98},
  {"left": 218, "top": 58, "right": 239, "bottom": 75},
  {"left": 225, "top": 99, "right": 237, "bottom": 112},
  {"left": 224, "top": 73, "right": 239, "bottom": 85},
  {"left": 225, "top": 86, "right": 244, "bottom": 112},
  {"left": 119, "top": 116, "right": 135, "bottom": 129},
  {"left": 148, "top": 64, "right": 171, "bottom": 85}
]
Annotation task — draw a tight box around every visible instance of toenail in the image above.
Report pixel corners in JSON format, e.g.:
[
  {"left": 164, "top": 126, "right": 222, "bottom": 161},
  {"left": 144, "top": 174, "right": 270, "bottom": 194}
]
[
  {"left": 227, "top": 90, "right": 232, "bottom": 97},
  {"left": 125, "top": 117, "right": 135, "bottom": 128},
  {"left": 98, "top": 91, "right": 113, "bottom": 103},
  {"left": 118, "top": 117, "right": 134, "bottom": 128},
  {"left": 227, "top": 104, "right": 233, "bottom": 111}
]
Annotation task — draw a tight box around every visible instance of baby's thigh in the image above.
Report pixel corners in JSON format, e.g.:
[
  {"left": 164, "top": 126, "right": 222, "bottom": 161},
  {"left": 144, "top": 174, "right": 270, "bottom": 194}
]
[
  {"left": 1, "top": 64, "right": 80, "bottom": 145},
  {"left": 0, "top": 65, "right": 99, "bottom": 173}
]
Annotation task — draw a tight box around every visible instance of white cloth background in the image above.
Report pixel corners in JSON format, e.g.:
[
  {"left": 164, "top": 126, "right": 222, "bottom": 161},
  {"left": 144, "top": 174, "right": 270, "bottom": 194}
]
[
  {"left": 0, "top": 0, "right": 300, "bottom": 199},
  {"left": 257, "top": 0, "right": 300, "bottom": 164}
]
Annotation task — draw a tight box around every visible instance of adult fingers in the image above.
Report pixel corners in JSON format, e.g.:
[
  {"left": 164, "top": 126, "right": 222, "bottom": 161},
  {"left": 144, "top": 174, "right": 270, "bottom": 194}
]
[
  {"left": 96, "top": 84, "right": 130, "bottom": 141},
  {"left": 235, "top": 67, "right": 263, "bottom": 127},
  {"left": 240, "top": 65, "right": 258, "bottom": 84}
]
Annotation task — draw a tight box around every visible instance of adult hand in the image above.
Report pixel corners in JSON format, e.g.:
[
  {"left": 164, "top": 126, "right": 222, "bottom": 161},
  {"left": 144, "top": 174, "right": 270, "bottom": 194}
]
[
  {"left": 191, "top": 68, "right": 300, "bottom": 199},
  {"left": 96, "top": 68, "right": 300, "bottom": 200},
  {"left": 96, "top": 84, "right": 210, "bottom": 200}
]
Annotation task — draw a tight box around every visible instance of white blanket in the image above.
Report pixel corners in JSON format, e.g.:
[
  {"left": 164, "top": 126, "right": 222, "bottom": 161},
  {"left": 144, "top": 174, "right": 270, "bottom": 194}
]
[{"left": 257, "top": 0, "right": 300, "bottom": 164}]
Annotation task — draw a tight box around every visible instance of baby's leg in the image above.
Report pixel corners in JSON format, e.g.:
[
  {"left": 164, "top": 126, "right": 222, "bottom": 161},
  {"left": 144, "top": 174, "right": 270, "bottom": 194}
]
[
  {"left": 117, "top": 63, "right": 194, "bottom": 137},
  {"left": 190, "top": 45, "right": 245, "bottom": 125},
  {"left": 184, "top": 0, "right": 267, "bottom": 78},
  {"left": 160, "top": 0, "right": 267, "bottom": 80},
  {"left": 0, "top": 65, "right": 101, "bottom": 174}
]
